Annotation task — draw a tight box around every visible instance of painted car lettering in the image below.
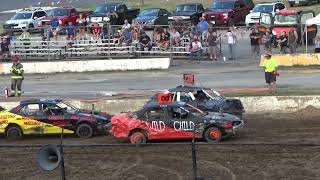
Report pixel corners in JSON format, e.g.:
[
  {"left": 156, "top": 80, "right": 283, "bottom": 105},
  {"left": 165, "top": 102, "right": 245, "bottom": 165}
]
[
  {"left": 24, "top": 121, "right": 41, "bottom": 126},
  {"left": 0, "top": 120, "right": 8, "bottom": 124},
  {"left": 174, "top": 121, "right": 195, "bottom": 131},
  {"left": 0, "top": 115, "right": 16, "bottom": 119},
  {"left": 149, "top": 121, "right": 166, "bottom": 132},
  {"left": 48, "top": 116, "right": 64, "bottom": 120}
]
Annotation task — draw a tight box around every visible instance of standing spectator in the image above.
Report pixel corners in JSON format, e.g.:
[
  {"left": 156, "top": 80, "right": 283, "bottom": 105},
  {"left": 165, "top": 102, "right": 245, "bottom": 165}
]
[
  {"left": 120, "top": 28, "right": 133, "bottom": 46},
  {"left": 10, "top": 56, "right": 24, "bottom": 97},
  {"left": 197, "top": 17, "right": 209, "bottom": 34},
  {"left": 50, "top": 17, "right": 60, "bottom": 41},
  {"left": 76, "top": 13, "right": 87, "bottom": 40},
  {"left": 139, "top": 31, "right": 152, "bottom": 51},
  {"left": 109, "top": 12, "right": 119, "bottom": 34},
  {"left": 314, "top": 36, "right": 320, "bottom": 53},
  {"left": 278, "top": 31, "right": 288, "bottom": 54},
  {"left": 0, "top": 37, "right": 10, "bottom": 60},
  {"left": 171, "top": 28, "right": 181, "bottom": 47},
  {"left": 287, "top": 27, "right": 298, "bottom": 53},
  {"left": 262, "top": 30, "right": 272, "bottom": 54},
  {"left": 172, "top": 18, "right": 184, "bottom": 35},
  {"left": 207, "top": 28, "right": 218, "bottom": 61},
  {"left": 249, "top": 28, "right": 260, "bottom": 59},
  {"left": 193, "top": 26, "right": 202, "bottom": 41},
  {"left": 190, "top": 38, "right": 203, "bottom": 61},
  {"left": 92, "top": 23, "right": 102, "bottom": 40},
  {"left": 65, "top": 22, "right": 76, "bottom": 41},
  {"left": 122, "top": 19, "right": 131, "bottom": 31},
  {"left": 263, "top": 54, "right": 278, "bottom": 90},
  {"left": 225, "top": 27, "right": 237, "bottom": 60}
]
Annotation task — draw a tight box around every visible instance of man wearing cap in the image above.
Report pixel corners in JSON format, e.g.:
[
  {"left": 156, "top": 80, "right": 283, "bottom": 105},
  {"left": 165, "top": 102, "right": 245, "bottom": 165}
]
[
  {"left": 263, "top": 54, "right": 278, "bottom": 90},
  {"left": 10, "top": 56, "right": 24, "bottom": 97}
]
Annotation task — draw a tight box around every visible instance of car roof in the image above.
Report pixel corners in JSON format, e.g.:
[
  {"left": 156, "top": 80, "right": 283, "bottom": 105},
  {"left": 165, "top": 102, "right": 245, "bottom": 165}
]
[
  {"left": 144, "top": 101, "right": 187, "bottom": 109},
  {"left": 177, "top": 3, "right": 202, "bottom": 6},
  {"left": 18, "top": 8, "right": 45, "bottom": 13},
  {"left": 20, "top": 99, "right": 62, "bottom": 105},
  {"left": 168, "top": 85, "right": 211, "bottom": 93},
  {"left": 256, "top": 2, "right": 283, "bottom": 5},
  {"left": 100, "top": 3, "right": 122, "bottom": 6},
  {"left": 142, "top": 8, "right": 161, "bottom": 11}
]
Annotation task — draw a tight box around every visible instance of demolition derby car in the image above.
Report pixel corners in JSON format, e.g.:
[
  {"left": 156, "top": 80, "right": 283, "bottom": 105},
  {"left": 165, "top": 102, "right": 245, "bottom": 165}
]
[
  {"left": 0, "top": 99, "right": 111, "bottom": 140},
  {"left": 111, "top": 101, "right": 244, "bottom": 144},
  {"left": 146, "top": 85, "right": 245, "bottom": 118}
]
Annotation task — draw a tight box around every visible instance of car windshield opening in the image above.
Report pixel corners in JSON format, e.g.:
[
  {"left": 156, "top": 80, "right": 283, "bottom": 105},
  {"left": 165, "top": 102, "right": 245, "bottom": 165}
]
[
  {"left": 56, "top": 102, "right": 78, "bottom": 113},
  {"left": 176, "top": 5, "right": 196, "bottom": 12},
  {"left": 252, "top": 5, "right": 273, "bottom": 13},
  {"left": 94, "top": 5, "right": 116, "bottom": 13},
  {"left": 186, "top": 104, "right": 205, "bottom": 114},
  {"left": 138, "top": 9, "right": 159, "bottom": 17},
  {"left": 274, "top": 14, "right": 298, "bottom": 25},
  {"left": 209, "top": 2, "right": 234, "bottom": 10},
  {"left": 47, "top": 9, "right": 69, "bottom": 16},
  {"left": 12, "top": 13, "right": 32, "bottom": 20}
]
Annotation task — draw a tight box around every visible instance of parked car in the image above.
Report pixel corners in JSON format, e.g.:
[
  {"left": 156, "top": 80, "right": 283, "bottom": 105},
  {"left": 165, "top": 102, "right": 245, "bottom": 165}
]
[
  {"left": 135, "top": 8, "right": 170, "bottom": 27},
  {"left": 111, "top": 101, "right": 244, "bottom": 144},
  {"left": 88, "top": 3, "right": 140, "bottom": 27},
  {"left": 39, "top": 7, "right": 91, "bottom": 27},
  {"left": 259, "top": 9, "right": 317, "bottom": 45},
  {"left": 0, "top": 99, "right": 111, "bottom": 140},
  {"left": 202, "top": 0, "right": 254, "bottom": 26},
  {"left": 288, "top": 0, "right": 320, "bottom": 7},
  {"left": 245, "top": 2, "right": 286, "bottom": 27},
  {"left": 3, "top": 8, "right": 47, "bottom": 32},
  {"left": 168, "top": 3, "right": 205, "bottom": 25},
  {"left": 145, "top": 85, "right": 245, "bottom": 119}
]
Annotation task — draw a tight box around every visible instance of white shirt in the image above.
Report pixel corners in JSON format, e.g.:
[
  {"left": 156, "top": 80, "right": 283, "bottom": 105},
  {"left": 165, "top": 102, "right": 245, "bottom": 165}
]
[
  {"left": 192, "top": 41, "right": 202, "bottom": 50},
  {"left": 122, "top": 23, "right": 131, "bottom": 30},
  {"left": 226, "top": 31, "right": 236, "bottom": 44},
  {"left": 172, "top": 31, "right": 180, "bottom": 39}
]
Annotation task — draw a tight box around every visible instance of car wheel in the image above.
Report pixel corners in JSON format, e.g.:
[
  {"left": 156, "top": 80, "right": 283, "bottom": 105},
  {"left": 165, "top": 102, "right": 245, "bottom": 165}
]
[
  {"left": 130, "top": 132, "right": 146, "bottom": 145},
  {"left": 6, "top": 125, "right": 23, "bottom": 140},
  {"left": 76, "top": 123, "right": 93, "bottom": 138},
  {"left": 204, "top": 127, "right": 222, "bottom": 143}
]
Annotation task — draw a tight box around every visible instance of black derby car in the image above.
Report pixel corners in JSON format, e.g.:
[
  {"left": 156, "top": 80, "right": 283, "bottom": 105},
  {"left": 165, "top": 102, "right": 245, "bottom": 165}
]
[{"left": 146, "top": 86, "right": 245, "bottom": 118}]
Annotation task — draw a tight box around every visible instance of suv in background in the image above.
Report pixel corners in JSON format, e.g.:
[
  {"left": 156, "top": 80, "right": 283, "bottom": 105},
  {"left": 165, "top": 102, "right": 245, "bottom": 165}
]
[
  {"left": 288, "top": 0, "right": 320, "bottom": 7},
  {"left": 202, "top": 0, "right": 254, "bottom": 26},
  {"left": 245, "top": 2, "right": 286, "bottom": 27},
  {"left": 3, "top": 8, "right": 47, "bottom": 31}
]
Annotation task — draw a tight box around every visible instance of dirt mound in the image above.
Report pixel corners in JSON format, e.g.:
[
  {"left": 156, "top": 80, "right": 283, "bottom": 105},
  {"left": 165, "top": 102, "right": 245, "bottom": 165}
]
[{"left": 291, "top": 105, "right": 320, "bottom": 118}]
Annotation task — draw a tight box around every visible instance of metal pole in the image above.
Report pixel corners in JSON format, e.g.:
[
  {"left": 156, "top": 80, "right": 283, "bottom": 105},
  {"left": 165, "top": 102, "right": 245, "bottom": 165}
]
[
  {"left": 60, "top": 128, "right": 66, "bottom": 180},
  {"left": 305, "top": 26, "right": 308, "bottom": 54},
  {"left": 47, "top": 28, "right": 50, "bottom": 61},
  {"left": 108, "top": 23, "right": 111, "bottom": 59},
  {"left": 191, "top": 126, "right": 198, "bottom": 180}
]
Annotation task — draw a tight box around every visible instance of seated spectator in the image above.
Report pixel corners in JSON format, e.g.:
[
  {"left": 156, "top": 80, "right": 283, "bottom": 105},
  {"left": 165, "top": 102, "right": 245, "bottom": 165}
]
[
  {"left": 172, "top": 28, "right": 181, "bottom": 47},
  {"left": 132, "top": 27, "right": 140, "bottom": 44},
  {"left": 50, "top": 17, "right": 60, "bottom": 41},
  {"left": 92, "top": 23, "right": 102, "bottom": 40},
  {"left": 122, "top": 19, "right": 131, "bottom": 31},
  {"left": 153, "top": 27, "right": 164, "bottom": 43},
  {"left": 19, "top": 27, "right": 31, "bottom": 46},
  {"left": 113, "top": 31, "right": 121, "bottom": 45},
  {"left": 131, "top": 19, "right": 141, "bottom": 34},
  {"left": 42, "top": 27, "right": 53, "bottom": 41},
  {"left": 172, "top": 17, "right": 184, "bottom": 35},
  {"left": 139, "top": 31, "right": 152, "bottom": 51},
  {"left": 120, "top": 28, "right": 133, "bottom": 46},
  {"left": 65, "top": 22, "right": 76, "bottom": 41},
  {"left": 0, "top": 37, "right": 10, "bottom": 60},
  {"left": 190, "top": 38, "right": 203, "bottom": 61},
  {"left": 314, "top": 36, "right": 320, "bottom": 53},
  {"left": 158, "top": 30, "right": 170, "bottom": 50},
  {"left": 193, "top": 26, "right": 202, "bottom": 42},
  {"left": 197, "top": 17, "right": 209, "bottom": 34},
  {"left": 76, "top": 13, "right": 87, "bottom": 40}
]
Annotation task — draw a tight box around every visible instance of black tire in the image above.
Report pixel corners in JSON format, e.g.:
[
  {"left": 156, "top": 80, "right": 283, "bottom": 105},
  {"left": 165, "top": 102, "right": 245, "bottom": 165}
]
[
  {"left": 6, "top": 125, "right": 23, "bottom": 140},
  {"left": 76, "top": 123, "right": 93, "bottom": 138},
  {"left": 130, "top": 131, "right": 147, "bottom": 144},
  {"left": 204, "top": 127, "right": 222, "bottom": 143}
]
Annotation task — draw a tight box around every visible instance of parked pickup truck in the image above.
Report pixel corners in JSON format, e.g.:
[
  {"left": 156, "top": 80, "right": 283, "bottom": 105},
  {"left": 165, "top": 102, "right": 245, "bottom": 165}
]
[
  {"left": 202, "top": 0, "right": 254, "bottom": 26},
  {"left": 168, "top": 3, "right": 205, "bottom": 25},
  {"left": 39, "top": 7, "right": 91, "bottom": 27},
  {"left": 88, "top": 3, "right": 140, "bottom": 26}
]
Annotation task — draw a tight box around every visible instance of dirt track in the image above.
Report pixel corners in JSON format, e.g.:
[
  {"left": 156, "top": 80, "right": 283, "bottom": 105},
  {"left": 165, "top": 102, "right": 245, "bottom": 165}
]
[{"left": 0, "top": 108, "right": 320, "bottom": 180}]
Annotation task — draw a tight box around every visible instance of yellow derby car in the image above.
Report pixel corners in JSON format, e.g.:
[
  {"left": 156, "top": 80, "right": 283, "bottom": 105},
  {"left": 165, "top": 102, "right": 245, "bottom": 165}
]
[{"left": 0, "top": 99, "right": 111, "bottom": 140}]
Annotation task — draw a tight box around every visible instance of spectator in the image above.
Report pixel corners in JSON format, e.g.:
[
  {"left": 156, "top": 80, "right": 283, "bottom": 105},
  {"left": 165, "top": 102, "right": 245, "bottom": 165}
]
[
  {"left": 109, "top": 12, "right": 119, "bottom": 34},
  {"left": 19, "top": 28, "right": 31, "bottom": 46},
  {"left": 287, "top": 27, "right": 298, "bottom": 53},
  {"left": 50, "top": 17, "right": 60, "bottom": 41},
  {"left": 65, "top": 22, "right": 76, "bottom": 41},
  {"left": 193, "top": 26, "right": 202, "bottom": 42},
  {"left": 120, "top": 28, "right": 132, "bottom": 46},
  {"left": 207, "top": 28, "right": 218, "bottom": 61},
  {"left": 131, "top": 19, "right": 141, "bottom": 35},
  {"left": 172, "top": 17, "right": 184, "bottom": 35},
  {"left": 197, "top": 17, "right": 209, "bottom": 34},
  {"left": 0, "top": 37, "right": 10, "bottom": 60},
  {"left": 249, "top": 28, "right": 260, "bottom": 59},
  {"left": 171, "top": 28, "right": 181, "bottom": 47},
  {"left": 122, "top": 19, "right": 131, "bottom": 31},
  {"left": 76, "top": 13, "right": 87, "bottom": 40},
  {"left": 262, "top": 30, "right": 272, "bottom": 54},
  {"left": 263, "top": 53, "right": 278, "bottom": 90},
  {"left": 139, "top": 31, "right": 152, "bottom": 51},
  {"left": 92, "top": 23, "right": 102, "bottom": 40},
  {"left": 278, "top": 31, "right": 288, "bottom": 54},
  {"left": 153, "top": 27, "right": 164, "bottom": 44},
  {"left": 225, "top": 27, "right": 237, "bottom": 60},
  {"left": 132, "top": 27, "right": 140, "bottom": 44},
  {"left": 190, "top": 38, "right": 203, "bottom": 61},
  {"left": 314, "top": 36, "right": 320, "bottom": 53},
  {"left": 113, "top": 31, "right": 121, "bottom": 45},
  {"left": 158, "top": 30, "right": 170, "bottom": 50}
]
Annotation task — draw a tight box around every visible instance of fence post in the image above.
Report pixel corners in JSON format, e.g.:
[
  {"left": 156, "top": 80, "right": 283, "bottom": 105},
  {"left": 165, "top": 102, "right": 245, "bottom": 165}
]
[
  {"left": 47, "top": 28, "right": 50, "bottom": 61},
  {"left": 108, "top": 23, "right": 111, "bottom": 59}
]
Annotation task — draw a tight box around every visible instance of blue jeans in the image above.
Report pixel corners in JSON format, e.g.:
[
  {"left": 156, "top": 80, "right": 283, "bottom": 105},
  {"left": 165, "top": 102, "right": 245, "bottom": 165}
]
[
  {"left": 228, "top": 44, "right": 236, "bottom": 60},
  {"left": 190, "top": 49, "right": 203, "bottom": 61}
]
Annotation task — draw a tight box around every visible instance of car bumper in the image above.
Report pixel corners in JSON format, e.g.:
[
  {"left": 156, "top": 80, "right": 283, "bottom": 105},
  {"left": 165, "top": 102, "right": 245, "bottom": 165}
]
[
  {"left": 289, "top": 0, "right": 309, "bottom": 5},
  {"left": 3, "top": 24, "right": 28, "bottom": 31},
  {"left": 96, "top": 122, "right": 111, "bottom": 134},
  {"left": 225, "top": 121, "right": 244, "bottom": 135},
  {"left": 205, "top": 18, "right": 229, "bottom": 26}
]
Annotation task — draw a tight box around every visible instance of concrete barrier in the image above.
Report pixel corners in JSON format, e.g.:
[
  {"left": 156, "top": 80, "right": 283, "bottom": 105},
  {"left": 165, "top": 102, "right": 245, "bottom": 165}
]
[
  {"left": 0, "top": 58, "right": 171, "bottom": 74},
  {"left": 1, "top": 96, "right": 320, "bottom": 114},
  {"left": 259, "top": 53, "right": 320, "bottom": 66}
]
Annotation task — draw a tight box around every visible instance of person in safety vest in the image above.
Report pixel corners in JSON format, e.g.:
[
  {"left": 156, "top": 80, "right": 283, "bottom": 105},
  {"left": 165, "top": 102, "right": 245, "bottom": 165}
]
[
  {"left": 263, "top": 53, "right": 279, "bottom": 90},
  {"left": 10, "top": 56, "right": 24, "bottom": 97}
]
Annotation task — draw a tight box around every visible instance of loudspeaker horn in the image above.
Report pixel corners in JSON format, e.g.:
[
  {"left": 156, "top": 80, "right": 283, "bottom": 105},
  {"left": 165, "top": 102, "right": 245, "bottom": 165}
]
[{"left": 37, "top": 144, "right": 61, "bottom": 171}]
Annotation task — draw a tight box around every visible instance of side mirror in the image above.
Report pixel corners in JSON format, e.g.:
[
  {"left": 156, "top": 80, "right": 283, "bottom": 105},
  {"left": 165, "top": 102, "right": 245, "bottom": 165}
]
[
  {"left": 249, "top": 10, "right": 252, "bottom": 13},
  {"left": 163, "top": 14, "right": 168, "bottom": 16}
]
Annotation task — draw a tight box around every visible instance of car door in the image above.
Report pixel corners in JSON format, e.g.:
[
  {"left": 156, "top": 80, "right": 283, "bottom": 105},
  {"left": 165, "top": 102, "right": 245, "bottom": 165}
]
[
  {"left": 18, "top": 103, "right": 44, "bottom": 134},
  {"left": 140, "top": 107, "right": 167, "bottom": 139},
  {"left": 42, "top": 103, "right": 72, "bottom": 134},
  {"left": 259, "top": 12, "right": 273, "bottom": 34}
]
